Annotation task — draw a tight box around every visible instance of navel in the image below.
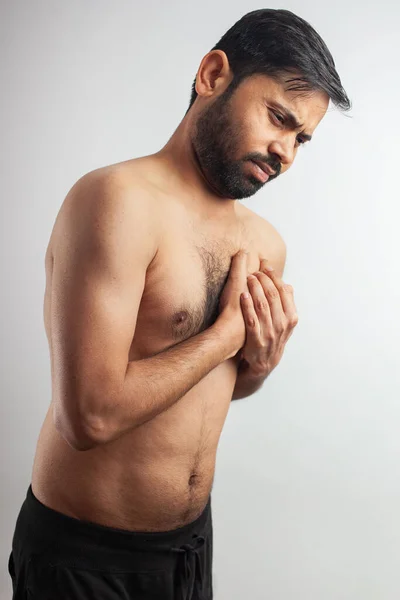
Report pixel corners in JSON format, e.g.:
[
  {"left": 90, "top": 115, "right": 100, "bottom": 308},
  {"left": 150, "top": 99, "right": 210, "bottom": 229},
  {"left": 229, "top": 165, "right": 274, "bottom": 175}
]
[{"left": 188, "top": 473, "right": 198, "bottom": 486}]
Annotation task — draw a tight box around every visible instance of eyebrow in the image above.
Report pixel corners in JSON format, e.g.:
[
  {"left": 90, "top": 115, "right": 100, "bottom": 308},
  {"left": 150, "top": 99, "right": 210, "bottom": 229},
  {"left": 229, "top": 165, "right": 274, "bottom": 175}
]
[{"left": 270, "top": 102, "right": 313, "bottom": 142}]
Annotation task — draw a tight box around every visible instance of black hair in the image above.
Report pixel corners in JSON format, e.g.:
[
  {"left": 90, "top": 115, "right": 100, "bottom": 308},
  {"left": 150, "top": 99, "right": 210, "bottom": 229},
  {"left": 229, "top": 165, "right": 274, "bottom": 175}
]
[{"left": 186, "top": 9, "right": 351, "bottom": 113}]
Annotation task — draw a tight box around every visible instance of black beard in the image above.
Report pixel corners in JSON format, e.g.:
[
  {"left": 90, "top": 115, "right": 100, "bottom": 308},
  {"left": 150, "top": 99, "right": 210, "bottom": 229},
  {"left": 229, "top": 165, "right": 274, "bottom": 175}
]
[{"left": 191, "top": 90, "right": 279, "bottom": 200}]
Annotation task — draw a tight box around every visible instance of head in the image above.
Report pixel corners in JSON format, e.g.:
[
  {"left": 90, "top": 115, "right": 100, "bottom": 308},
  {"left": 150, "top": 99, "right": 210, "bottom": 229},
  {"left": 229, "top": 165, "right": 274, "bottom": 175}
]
[{"left": 187, "top": 9, "right": 351, "bottom": 200}]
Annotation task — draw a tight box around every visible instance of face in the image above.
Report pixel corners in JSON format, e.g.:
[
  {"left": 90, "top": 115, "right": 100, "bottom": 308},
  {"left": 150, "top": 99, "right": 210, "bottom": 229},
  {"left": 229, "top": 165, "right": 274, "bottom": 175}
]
[{"left": 190, "top": 69, "right": 329, "bottom": 200}]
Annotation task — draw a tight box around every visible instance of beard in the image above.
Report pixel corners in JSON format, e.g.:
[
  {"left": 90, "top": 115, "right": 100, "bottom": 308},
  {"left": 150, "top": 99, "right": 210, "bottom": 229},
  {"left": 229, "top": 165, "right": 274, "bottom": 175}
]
[{"left": 190, "top": 86, "right": 279, "bottom": 200}]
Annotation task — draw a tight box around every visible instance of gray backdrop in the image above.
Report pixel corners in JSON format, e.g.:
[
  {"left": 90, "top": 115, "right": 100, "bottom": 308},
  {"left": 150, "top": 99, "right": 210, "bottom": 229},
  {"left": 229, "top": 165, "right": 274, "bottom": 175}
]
[{"left": 1, "top": 0, "right": 399, "bottom": 598}]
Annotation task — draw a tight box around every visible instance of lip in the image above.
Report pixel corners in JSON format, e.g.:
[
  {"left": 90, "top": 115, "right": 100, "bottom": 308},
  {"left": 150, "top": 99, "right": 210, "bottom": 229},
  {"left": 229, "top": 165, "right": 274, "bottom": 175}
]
[
  {"left": 250, "top": 161, "right": 269, "bottom": 183},
  {"left": 252, "top": 160, "right": 276, "bottom": 177}
]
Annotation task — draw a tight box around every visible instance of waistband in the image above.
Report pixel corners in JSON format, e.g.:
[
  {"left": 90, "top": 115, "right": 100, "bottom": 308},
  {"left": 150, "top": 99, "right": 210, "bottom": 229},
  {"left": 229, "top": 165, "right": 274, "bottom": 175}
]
[
  {"left": 17, "top": 485, "right": 212, "bottom": 599},
  {"left": 20, "top": 484, "right": 211, "bottom": 557}
]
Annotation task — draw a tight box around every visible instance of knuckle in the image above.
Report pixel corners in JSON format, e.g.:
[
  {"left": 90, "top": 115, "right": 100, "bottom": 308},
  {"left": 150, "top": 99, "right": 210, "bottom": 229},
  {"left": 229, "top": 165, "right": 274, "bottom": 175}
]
[
  {"left": 266, "top": 331, "right": 275, "bottom": 342},
  {"left": 256, "top": 299, "right": 268, "bottom": 312},
  {"left": 266, "top": 287, "right": 280, "bottom": 300},
  {"left": 248, "top": 317, "right": 256, "bottom": 328},
  {"left": 282, "top": 283, "right": 294, "bottom": 293},
  {"left": 290, "top": 313, "right": 299, "bottom": 327},
  {"left": 257, "top": 272, "right": 273, "bottom": 286}
]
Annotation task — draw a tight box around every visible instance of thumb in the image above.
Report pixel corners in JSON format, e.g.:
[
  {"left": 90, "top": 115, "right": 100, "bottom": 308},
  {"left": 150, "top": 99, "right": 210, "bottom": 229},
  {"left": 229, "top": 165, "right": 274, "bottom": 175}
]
[{"left": 229, "top": 249, "right": 249, "bottom": 292}]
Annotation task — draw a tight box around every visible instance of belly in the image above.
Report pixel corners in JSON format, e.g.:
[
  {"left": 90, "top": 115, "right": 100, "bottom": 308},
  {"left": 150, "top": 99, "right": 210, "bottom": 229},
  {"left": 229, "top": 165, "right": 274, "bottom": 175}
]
[{"left": 31, "top": 358, "right": 237, "bottom": 531}]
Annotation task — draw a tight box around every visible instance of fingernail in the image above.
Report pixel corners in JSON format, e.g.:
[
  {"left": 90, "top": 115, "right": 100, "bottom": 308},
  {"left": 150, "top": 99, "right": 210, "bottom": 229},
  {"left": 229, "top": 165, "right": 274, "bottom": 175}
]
[{"left": 265, "top": 265, "right": 274, "bottom": 272}]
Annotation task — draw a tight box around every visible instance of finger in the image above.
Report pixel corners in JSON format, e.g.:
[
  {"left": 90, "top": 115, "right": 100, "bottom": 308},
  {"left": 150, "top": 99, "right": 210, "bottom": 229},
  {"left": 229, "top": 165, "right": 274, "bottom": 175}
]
[
  {"left": 259, "top": 260, "right": 298, "bottom": 321},
  {"left": 229, "top": 249, "right": 250, "bottom": 294},
  {"left": 252, "top": 271, "right": 284, "bottom": 326},
  {"left": 240, "top": 284, "right": 261, "bottom": 336},
  {"left": 259, "top": 256, "right": 274, "bottom": 271},
  {"left": 246, "top": 274, "right": 273, "bottom": 330}
]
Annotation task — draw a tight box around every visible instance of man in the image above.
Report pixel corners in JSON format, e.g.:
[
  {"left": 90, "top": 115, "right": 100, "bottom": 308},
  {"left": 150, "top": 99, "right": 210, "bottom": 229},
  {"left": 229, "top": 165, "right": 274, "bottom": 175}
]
[{"left": 8, "top": 8, "right": 350, "bottom": 600}]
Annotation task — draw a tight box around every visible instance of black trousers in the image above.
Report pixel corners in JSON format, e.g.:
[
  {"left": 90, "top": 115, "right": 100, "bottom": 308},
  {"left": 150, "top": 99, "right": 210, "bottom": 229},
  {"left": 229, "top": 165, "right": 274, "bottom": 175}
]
[{"left": 8, "top": 484, "right": 213, "bottom": 600}]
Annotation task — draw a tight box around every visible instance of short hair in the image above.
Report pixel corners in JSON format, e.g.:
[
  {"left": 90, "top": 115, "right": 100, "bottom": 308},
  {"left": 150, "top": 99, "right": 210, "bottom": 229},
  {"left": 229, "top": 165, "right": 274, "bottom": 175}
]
[{"left": 186, "top": 9, "right": 351, "bottom": 113}]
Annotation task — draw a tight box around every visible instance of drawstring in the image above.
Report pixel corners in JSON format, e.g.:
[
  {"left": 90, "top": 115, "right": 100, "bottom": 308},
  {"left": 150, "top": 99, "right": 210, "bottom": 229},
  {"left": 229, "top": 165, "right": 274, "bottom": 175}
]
[{"left": 171, "top": 534, "right": 206, "bottom": 600}]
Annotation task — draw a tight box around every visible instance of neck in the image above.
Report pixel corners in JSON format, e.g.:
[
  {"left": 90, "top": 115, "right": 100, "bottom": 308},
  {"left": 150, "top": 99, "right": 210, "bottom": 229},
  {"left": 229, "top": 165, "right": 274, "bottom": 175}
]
[{"left": 152, "top": 111, "right": 238, "bottom": 218}]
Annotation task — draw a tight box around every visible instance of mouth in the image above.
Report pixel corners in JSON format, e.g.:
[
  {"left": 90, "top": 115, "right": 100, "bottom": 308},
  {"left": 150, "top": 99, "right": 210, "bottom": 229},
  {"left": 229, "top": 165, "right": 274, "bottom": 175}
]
[
  {"left": 250, "top": 161, "right": 271, "bottom": 183},
  {"left": 252, "top": 160, "right": 276, "bottom": 177}
]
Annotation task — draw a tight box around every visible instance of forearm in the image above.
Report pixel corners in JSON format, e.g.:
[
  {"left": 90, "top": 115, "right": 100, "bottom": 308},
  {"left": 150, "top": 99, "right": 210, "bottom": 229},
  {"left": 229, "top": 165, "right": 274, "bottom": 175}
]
[
  {"left": 92, "top": 323, "right": 235, "bottom": 445},
  {"left": 231, "top": 358, "right": 267, "bottom": 400}
]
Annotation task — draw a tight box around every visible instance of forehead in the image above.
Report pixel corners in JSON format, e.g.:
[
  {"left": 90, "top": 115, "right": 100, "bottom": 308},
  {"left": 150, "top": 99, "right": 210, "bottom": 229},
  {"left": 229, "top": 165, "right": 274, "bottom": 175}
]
[{"left": 241, "top": 73, "right": 329, "bottom": 129}]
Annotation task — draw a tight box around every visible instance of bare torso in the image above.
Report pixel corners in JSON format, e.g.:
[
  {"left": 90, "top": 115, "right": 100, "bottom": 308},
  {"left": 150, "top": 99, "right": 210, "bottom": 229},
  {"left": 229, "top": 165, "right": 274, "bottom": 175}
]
[{"left": 32, "top": 155, "right": 281, "bottom": 531}]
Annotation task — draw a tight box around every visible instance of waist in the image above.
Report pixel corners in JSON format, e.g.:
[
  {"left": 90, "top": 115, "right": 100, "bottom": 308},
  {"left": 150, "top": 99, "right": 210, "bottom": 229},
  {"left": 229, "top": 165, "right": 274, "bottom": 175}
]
[
  {"left": 32, "top": 452, "right": 215, "bottom": 531},
  {"left": 15, "top": 484, "right": 212, "bottom": 572},
  {"left": 32, "top": 405, "right": 218, "bottom": 529}
]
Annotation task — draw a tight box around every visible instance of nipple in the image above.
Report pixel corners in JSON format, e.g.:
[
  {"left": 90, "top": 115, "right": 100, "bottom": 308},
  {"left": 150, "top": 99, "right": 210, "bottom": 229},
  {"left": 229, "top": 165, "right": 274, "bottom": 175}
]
[{"left": 174, "top": 310, "right": 188, "bottom": 324}]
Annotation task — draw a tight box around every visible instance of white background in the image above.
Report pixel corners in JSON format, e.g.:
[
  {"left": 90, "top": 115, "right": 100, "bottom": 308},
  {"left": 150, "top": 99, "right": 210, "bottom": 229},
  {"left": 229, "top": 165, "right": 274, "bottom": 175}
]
[{"left": 1, "top": 0, "right": 399, "bottom": 598}]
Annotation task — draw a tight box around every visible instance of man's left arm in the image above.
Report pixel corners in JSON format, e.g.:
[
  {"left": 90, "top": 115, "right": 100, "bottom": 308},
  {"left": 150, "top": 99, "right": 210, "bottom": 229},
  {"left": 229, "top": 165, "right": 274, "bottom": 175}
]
[
  {"left": 231, "top": 236, "right": 298, "bottom": 400},
  {"left": 231, "top": 354, "right": 269, "bottom": 400}
]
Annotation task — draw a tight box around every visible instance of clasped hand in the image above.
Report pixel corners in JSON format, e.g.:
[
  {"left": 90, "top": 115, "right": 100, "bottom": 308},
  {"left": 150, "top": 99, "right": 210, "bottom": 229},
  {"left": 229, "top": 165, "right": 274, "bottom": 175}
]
[{"left": 238, "top": 258, "right": 299, "bottom": 377}]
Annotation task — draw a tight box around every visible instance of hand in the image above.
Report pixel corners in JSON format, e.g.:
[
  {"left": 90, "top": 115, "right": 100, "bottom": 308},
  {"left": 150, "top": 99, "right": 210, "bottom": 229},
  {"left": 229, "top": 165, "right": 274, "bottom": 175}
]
[
  {"left": 238, "top": 258, "right": 299, "bottom": 376},
  {"left": 216, "top": 249, "right": 250, "bottom": 358}
]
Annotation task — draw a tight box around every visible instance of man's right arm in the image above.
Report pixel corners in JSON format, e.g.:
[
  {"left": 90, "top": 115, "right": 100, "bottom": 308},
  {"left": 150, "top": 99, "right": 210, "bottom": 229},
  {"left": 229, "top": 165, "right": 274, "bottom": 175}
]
[
  {"left": 94, "top": 321, "right": 234, "bottom": 450},
  {"left": 50, "top": 169, "right": 239, "bottom": 452}
]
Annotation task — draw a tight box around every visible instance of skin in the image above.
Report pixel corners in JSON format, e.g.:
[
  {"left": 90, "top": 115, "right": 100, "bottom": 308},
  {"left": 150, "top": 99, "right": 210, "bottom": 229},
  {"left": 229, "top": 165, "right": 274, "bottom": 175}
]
[{"left": 32, "top": 50, "right": 329, "bottom": 531}]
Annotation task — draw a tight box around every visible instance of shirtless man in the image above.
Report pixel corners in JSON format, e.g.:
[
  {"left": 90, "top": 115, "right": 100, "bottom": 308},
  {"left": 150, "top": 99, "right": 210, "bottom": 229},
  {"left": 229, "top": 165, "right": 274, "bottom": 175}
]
[{"left": 8, "top": 8, "right": 350, "bottom": 600}]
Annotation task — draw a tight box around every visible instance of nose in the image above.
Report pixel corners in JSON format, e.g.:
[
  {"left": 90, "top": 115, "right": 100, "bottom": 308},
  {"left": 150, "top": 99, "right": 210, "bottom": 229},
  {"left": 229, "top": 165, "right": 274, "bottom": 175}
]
[{"left": 268, "top": 135, "right": 295, "bottom": 168}]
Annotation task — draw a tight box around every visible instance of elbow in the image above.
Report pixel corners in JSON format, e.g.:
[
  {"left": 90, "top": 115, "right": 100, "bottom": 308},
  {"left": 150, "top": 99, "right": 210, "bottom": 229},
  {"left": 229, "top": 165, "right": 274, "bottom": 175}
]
[
  {"left": 53, "top": 404, "right": 111, "bottom": 452},
  {"left": 64, "top": 433, "right": 98, "bottom": 452}
]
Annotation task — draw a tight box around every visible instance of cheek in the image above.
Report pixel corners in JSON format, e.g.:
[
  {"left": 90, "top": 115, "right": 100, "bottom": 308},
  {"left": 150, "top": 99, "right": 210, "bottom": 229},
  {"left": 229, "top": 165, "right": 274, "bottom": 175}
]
[
  {"left": 249, "top": 112, "right": 277, "bottom": 150},
  {"left": 231, "top": 103, "right": 275, "bottom": 155},
  {"left": 238, "top": 100, "right": 265, "bottom": 131},
  {"left": 245, "top": 119, "right": 273, "bottom": 149}
]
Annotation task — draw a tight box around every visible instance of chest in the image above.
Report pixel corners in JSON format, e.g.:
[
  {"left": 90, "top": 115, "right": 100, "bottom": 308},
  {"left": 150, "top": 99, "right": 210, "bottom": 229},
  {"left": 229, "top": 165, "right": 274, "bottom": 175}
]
[{"left": 129, "top": 215, "right": 263, "bottom": 359}]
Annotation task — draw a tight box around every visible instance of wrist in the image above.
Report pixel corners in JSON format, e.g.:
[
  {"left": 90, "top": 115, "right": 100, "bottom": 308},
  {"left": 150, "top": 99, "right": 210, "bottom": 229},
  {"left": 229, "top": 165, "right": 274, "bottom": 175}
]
[
  {"left": 237, "top": 358, "right": 268, "bottom": 380},
  {"left": 213, "top": 320, "right": 242, "bottom": 361}
]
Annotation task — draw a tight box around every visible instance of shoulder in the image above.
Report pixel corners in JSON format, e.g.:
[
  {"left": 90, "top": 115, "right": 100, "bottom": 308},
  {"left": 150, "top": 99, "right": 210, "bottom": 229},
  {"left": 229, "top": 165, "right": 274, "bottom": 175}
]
[
  {"left": 65, "top": 159, "right": 162, "bottom": 223},
  {"left": 48, "top": 160, "right": 161, "bottom": 262},
  {"left": 238, "top": 204, "right": 287, "bottom": 278}
]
